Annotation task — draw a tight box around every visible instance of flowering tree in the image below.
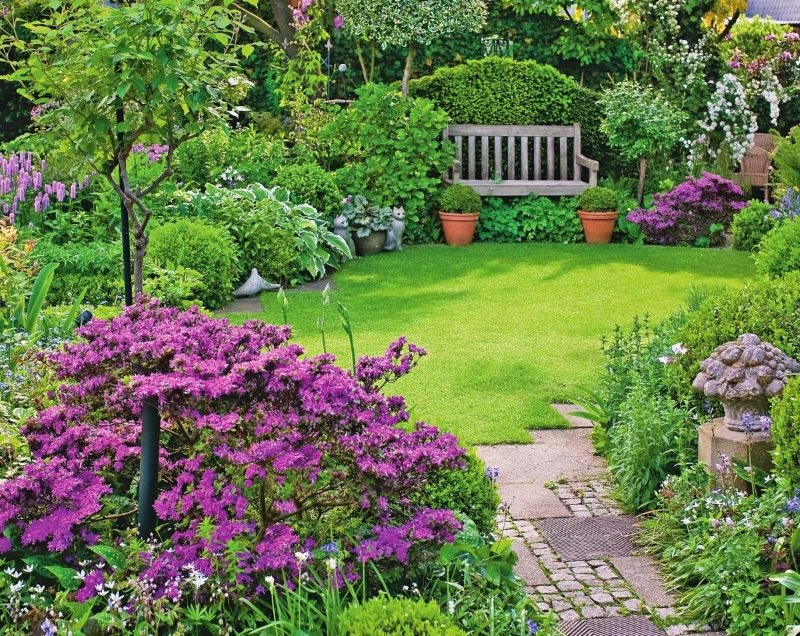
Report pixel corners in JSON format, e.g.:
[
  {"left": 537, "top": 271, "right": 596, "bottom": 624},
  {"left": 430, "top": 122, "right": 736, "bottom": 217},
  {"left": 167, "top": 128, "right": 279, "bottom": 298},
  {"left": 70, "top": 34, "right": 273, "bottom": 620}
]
[
  {"left": 0, "top": 0, "right": 249, "bottom": 295},
  {"left": 0, "top": 302, "right": 463, "bottom": 618},
  {"left": 336, "top": 0, "right": 487, "bottom": 95}
]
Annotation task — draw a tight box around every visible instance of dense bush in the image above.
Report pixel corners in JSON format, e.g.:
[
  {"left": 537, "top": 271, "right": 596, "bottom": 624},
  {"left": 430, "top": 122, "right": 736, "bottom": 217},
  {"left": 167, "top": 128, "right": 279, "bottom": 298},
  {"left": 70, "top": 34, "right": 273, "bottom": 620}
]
[
  {"left": 441, "top": 185, "right": 481, "bottom": 213},
  {"left": 773, "top": 125, "right": 800, "bottom": 189},
  {"left": 0, "top": 303, "right": 466, "bottom": 632},
  {"left": 339, "top": 595, "right": 466, "bottom": 636},
  {"left": 148, "top": 219, "right": 239, "bottom": 309},
  {"left": 173, "top": 184, "right": 350, "bottom": 284},
  {"left": 627, "top": 173, "right": 746, "bottom": 246},
  {"left": 31, "top": 238, "right": 122, "bottom": 305},
  {"left": 732, "top": 200, "right": 777, "bottom": 251},
  {"left": 272, "top": 162, "right": 342, "bottom": 219},
  {"left": 772, "top": 377, "right": 800, "bottom": 489},
  {"left": 577, "top": 187, "right": 619, "bottom": 212},
  {"left": 413, "top": 451, "right": 499, "bottom": 537},
  {"left": 477, "top": 196, "right": 583, "bottom": 243},
  {"left": 323, "top": 84, "right": 452, "bottom": 244},
  {"left": 757, "top": 218, "right": 800, "bottom": 278}
]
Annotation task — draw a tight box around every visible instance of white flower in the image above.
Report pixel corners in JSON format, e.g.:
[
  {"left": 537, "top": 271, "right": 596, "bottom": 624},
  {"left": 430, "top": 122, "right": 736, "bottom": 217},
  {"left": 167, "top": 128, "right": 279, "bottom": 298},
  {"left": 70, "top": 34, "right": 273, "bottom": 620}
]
[
  {"left": 294, "top": 551, "right": 310, "bottom": 564},
  {"left": 326, "top": 557, "right": 337, "bottom": 571},
  {"left": 448, "top": 599, "right": 455, "bottom": 614},
  {"left": 658, "top": 355, "right": 675, "bottom": 365},
  {"left": 9, "top": 581, "right": 24, "bottom": 594},
  {"left": 3, "top": 567, "right": 20, "bottom": 579},
  {"left": 266, "top": 575, "right": 276, "bottom": 588},
  {"left": 682, "top": 517, "right": 692, "bottom": 525},
  {"left": 671, "top": 343, "right": 687, "bottom": 355}
]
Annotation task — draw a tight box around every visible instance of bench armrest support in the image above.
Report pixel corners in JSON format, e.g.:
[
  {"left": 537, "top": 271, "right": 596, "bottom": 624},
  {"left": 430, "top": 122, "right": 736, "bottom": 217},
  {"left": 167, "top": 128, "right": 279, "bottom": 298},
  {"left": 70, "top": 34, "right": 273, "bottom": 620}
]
[{"left": 576, "top": 153, "right": 599, "bottom": 186}]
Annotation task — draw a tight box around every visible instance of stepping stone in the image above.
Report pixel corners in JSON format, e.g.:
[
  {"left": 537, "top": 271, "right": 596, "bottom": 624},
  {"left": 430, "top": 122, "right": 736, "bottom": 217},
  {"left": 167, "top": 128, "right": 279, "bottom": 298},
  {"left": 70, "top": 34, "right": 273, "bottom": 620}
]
[
  {"left": 510, "top": 538, "right": 548, "bottom": 585},
  {"left": 552, "top": 403, "right": 595, "bottom": 428},
  {"left": 219, "top": 296, "right": 264, "bottom": 314},
  {"left": 498, "top": 483, "right": 570, "bottom": 519},
  {"left": 561, "top": 615, "right": 666, "bottom": 635},
  {"left": 536, "top": 517, "right": 638, "bottom": 561},
  {"left": 611, "top": 556, "right": 675, "bottom": 608}
]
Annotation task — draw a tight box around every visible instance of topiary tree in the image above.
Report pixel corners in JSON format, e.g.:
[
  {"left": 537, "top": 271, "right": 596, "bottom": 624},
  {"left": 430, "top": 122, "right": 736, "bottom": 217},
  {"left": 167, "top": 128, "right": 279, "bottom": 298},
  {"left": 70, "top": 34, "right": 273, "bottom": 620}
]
[
  {"left": 336, "top": 0, "right": 487, "bottom": 95},
  {"left": 0, "top": 0, "right": 249, "bottom": 296},
  {"left": 600, "top": 81, "right": 688, "bottom": 205}
]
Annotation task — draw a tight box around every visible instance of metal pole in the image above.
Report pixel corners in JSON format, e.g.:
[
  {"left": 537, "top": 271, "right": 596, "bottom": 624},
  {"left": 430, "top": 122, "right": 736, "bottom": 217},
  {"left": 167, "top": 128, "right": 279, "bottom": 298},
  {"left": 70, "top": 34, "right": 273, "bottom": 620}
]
[
  {"left": 138, "top": 401, "right": 161, "bottom": 538},
  {"left": 116, "top": 76, "right": 133, "bottom": 306}
]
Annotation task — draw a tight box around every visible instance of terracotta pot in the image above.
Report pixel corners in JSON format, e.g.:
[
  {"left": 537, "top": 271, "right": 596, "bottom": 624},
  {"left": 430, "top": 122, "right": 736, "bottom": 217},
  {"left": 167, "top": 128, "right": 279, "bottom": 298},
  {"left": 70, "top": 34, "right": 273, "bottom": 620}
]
[
  {"left": 577, "top": 210, "right": 619, "bottom": 244},
  {"left": 439, "top": 211, "right": 480, "bottom": 246},
  {"left": 353, "top": 230, "right": 387, "bottom": 256}
]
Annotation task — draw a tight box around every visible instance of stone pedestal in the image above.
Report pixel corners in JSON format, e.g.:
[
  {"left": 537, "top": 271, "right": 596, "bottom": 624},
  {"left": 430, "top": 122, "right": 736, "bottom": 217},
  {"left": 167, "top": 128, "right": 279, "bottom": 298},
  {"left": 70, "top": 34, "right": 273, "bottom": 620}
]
[{"left": 698, "top": 418, "right": 772, "bottom": 491}]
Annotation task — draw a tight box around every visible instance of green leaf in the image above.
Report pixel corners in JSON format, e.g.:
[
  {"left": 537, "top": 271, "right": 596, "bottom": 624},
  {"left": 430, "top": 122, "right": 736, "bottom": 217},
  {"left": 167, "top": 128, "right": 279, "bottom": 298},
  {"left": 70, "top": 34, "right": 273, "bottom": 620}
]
[
  {"left": 45, "top": 565, "right": 81, "bottom": 591},
  {"left": 25, "top": 263, "right": 57, "bottom": 333},
  {"left": 241, "top": 44, "right": 254, "bottom": 58},
  {"left": 89, "top": 544, "right": 127, "bottom": 570}
]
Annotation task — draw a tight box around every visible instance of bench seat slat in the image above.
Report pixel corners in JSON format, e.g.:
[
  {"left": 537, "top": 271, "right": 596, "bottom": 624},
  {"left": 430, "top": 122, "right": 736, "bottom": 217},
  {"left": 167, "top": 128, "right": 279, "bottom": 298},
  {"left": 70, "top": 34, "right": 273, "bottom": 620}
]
[{"left": 453, "top": 179, "right": 592, "bottom": 197}]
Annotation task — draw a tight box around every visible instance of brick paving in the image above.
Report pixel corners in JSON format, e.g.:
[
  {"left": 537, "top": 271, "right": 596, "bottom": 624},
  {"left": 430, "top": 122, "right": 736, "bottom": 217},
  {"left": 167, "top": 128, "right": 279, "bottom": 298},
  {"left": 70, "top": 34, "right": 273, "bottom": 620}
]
[{"left": 477, "top": 406, "right": 723, "bottom": 636}]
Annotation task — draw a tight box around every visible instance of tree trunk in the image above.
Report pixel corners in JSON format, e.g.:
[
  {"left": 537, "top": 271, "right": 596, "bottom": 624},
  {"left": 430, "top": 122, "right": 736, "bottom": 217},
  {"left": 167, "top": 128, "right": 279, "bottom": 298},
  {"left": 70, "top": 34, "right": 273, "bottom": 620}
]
[
  {"left": 637, "top": 157, "right": 648, "bottom": 207},
  {"left": 402, "top": 47, "right": 415, "bottom": 97},
  {"left": 133, "top": 223, "right": 147, "bottom": 299}
]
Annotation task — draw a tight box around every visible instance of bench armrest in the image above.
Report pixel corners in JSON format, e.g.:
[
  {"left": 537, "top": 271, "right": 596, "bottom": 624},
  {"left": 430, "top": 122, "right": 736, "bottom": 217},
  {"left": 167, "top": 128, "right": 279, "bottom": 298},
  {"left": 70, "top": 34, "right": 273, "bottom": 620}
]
[{"left": 576, "top": 153, "right": 599, "bottom": 171}]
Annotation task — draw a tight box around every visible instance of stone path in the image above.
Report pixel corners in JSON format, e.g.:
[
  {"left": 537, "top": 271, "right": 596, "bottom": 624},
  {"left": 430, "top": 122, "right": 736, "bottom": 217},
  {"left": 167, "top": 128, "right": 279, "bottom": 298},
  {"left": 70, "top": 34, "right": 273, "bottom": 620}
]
[{"left": 477, "top": 406, "right": 725, "bottom": 636}]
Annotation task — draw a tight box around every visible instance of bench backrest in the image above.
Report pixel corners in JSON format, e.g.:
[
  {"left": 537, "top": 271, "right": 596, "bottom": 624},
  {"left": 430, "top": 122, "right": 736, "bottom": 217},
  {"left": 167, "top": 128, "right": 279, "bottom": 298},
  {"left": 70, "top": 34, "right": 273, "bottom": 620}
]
[{"left": 444, "top": 123, "right": 583, "bottom": 183}]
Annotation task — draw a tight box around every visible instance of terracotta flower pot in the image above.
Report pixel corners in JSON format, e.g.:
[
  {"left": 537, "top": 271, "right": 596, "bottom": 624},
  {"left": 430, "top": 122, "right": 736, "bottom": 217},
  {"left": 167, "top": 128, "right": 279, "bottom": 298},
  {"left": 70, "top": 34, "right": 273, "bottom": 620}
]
[
  {"left": 439, "top": 211, "right": 480, "bottom": 246},
  {"left": 577, "top": 210, "right": 619, "bottom": 244},
  {"left": 353, "top": 230, "right": 387, "bottom": 256}
]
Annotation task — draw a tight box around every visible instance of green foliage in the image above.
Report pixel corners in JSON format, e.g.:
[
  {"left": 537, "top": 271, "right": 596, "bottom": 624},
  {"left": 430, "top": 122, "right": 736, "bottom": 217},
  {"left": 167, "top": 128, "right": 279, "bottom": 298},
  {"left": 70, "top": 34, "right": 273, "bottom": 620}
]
[
  {"left": 31, "top": 239, "right": 122, "bottom": 305},
  {"left": 440, "top": 185, "right": 481, "bottom": 214},
  {"left": 341, "top": 195, "right": 392, "bottom": 238},
  {"left": 773, "top": 126, "right": 800, "bottom": 189},
  {"left": 339, "top": 595, "right": 466, "bottom": 636},
  {"left": 721, "top": 16, "right": 792, "bottom": 61},
  {"left": 757, "top": 218, "right": 800, "bottom": 278},
  {"left": 577, "top": 186, "right": 619, "bottom": 212},
  {"left": 323, "top": 84, "right": 452, "bottom": 243},
  {"left": 477, "top": 196, "right": 583, "bottom": 243},
  {"left": 600, "top": 81, "right": 688, "bottom": 164},
  {"left": 771, "top": 377, "right": 800, "bottom": 489},
  {"left": 173, "top": 184, "right": 350, "bottom": 284},
  {"left": 148, "top": 219, "right": 239, "bottom": 310},
  {"left": 273, "top": 162, "right": 342, "bottom": 219},
  {"left": 175, "top": 125, "right": 285, "bottom": 189},
  {"left": 142, "top": 262, "right": 204, "bottom": 309},
  {"left": 412, "top": 452, "right": 499, "bottom": 537},
  {"left": 732, "top": 200, "right": 777, "bottom": 251}
]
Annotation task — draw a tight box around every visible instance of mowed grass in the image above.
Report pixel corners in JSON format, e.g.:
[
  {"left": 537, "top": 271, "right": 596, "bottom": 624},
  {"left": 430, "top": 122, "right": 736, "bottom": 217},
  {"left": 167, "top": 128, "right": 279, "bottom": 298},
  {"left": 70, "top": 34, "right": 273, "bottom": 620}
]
[{"left": 227, "top": 243, "right": 754, "bottom": 445}]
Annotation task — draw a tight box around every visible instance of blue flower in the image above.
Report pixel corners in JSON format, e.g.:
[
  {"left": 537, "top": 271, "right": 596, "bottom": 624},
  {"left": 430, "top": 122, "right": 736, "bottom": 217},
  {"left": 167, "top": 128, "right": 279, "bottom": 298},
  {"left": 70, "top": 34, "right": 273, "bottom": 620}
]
[
  {"left": 527, "top": 620, "right": 539, "bottom": 634},
  {"left": 321, "top": 542, "right": 338, "bottom": 554},
  {"left": 786, "top": 496, "right": 800, "bottom": 513}
]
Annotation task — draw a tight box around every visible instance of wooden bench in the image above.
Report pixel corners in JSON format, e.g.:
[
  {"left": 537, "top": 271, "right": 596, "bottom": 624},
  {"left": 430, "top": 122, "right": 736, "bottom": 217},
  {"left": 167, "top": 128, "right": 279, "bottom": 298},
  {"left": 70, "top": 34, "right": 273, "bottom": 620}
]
[{"left": 443, "top": 123, "right": 599, "bottom": 196}]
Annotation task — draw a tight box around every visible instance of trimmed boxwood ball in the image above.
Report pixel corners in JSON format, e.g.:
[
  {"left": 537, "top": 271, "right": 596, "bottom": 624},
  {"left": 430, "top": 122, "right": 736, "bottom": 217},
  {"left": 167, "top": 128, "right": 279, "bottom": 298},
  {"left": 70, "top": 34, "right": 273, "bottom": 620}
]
[
  {"left": 441, "top": 184, "right": 481, "bottom": 213},
  {"left": 577, "top": 186, "right": 619, "bottom": 212},
  {"left": 272, "top": 162, "right": 342, "bottom": 219},
  {"left": 756, "top": 218, "right": 800, "bottom": 278},
  {"left": 339, "top": 595, "right": 467, "bottom": 636},
  {"left": 148, "top": 219, "right": 239, "bottom": 309},
  {"left": 771, "top": 377, "right": 800, "bottom": 489}
]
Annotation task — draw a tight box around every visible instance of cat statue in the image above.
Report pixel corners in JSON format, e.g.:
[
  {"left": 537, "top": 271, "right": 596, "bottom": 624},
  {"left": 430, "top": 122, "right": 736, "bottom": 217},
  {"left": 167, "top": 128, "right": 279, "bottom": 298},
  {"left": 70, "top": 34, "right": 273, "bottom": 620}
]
[
  {"left": 333, "top": 214, "right": 357, "bottom": 257},
  {"left": 383, "top": 207, "right": 406, "bottom": 252}
]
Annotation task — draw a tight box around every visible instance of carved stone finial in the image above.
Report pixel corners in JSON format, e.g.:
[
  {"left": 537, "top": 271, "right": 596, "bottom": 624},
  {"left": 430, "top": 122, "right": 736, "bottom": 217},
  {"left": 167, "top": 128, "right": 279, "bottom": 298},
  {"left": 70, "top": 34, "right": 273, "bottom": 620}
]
[{"left": 692, "top": 333, "right": 799, "bottom": 431}]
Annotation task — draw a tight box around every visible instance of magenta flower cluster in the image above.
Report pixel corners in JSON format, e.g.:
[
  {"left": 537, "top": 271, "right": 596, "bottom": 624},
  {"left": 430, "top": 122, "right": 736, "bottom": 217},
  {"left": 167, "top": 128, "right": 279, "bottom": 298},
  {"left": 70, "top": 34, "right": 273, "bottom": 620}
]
[
  {"left": 627, "top": 173, "right": 745, "bottom": 245},
  {"left": 132, "top": 143, "right": 170, "bottom": 163},
  {"left": 0, "top": 301, "right": 464, "bottom": 602},
  {"left": 0, "top": 151, "right": 87, "bottom": 222}
]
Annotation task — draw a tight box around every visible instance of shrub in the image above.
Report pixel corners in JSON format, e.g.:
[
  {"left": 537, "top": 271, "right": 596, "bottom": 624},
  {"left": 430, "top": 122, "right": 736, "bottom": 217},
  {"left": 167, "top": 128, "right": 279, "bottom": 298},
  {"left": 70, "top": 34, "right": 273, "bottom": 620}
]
[
  {"left": 272, "top": 162, "right": 342, "bottom": 219},
  {"left": 142, "top": 262, "right": 204, "bottom": 309},
  {"left": 413, "top": 451, "right": 499, "bottom": 537},
  {"left": 0, "top": 303, "right": 467, "bottom": 631},
  {"left": 772, "top": 377, "right": 800, "bottom": 489},
  {"left": 341, "top": 194, "right": 392, "bottom": 237},
  {"left": 732, "top": 200, "right": 777, "bottom": 251},
  {"left": 627, "top": 173, "right": 746, "bottom": 246},
  {"left": 148, "top": 219, "right": 239, "bottom": 309},
  {"left": 339, "top": 595, "right": 466, "bottom": 636},
  {"left": 772, "top": 125, "right": 800, "bottom": 189},
  {"left": 757, "top": 218, "right": 800, "bottom": 278},
  {"left": 477, "top": 196, "right": 583, "bottom": 243},
  {"left": 440, "top": 185, "right": 481, "bottom": 213},
  {"left": 577, "top": 187, "right": 619, "bottom": 212},
  {"left": 174, "top": 184, "right": 350, "bottom": 284},
  {"left": 322, "top": 84, "right": 453, "bottom": 243}
]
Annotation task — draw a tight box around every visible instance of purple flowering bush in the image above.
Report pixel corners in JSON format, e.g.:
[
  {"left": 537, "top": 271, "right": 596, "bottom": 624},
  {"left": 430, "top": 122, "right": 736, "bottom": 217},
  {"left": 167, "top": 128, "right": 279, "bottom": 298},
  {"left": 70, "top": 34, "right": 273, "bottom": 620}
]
[
  {"left": 0, "top": 301, "right": 466, "bottom": 627},
  {"left": 627, "top": 173, "right": 746, "bottom": 246}
]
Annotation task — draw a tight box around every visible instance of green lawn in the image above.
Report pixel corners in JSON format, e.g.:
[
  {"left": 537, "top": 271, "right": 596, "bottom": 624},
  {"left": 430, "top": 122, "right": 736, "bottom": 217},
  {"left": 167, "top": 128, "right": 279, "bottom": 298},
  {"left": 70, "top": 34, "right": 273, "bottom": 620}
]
[{"left": 227, "top": 243, "right": 754, "bottom": 445}]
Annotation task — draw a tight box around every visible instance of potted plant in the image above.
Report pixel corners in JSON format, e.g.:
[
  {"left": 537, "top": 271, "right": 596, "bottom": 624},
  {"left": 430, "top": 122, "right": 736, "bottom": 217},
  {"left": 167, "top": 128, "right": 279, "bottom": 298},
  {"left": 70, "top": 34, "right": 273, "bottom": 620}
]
[
  {"left": 341, "top": 195, "right": 392, "bottom": 255},
  {"left": 577, "top": 186, "right": 620, "bottom": 244},
  {"left": 439, "top": 184, "right": 482, "bottom": 246}
]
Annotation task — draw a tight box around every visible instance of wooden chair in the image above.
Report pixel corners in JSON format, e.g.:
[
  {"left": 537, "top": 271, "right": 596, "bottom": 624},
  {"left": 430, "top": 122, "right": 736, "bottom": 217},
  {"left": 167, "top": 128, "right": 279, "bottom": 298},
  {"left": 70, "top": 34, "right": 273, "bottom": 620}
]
[{"left": 733, "top": 133, "right": 776, "bottom": 202}]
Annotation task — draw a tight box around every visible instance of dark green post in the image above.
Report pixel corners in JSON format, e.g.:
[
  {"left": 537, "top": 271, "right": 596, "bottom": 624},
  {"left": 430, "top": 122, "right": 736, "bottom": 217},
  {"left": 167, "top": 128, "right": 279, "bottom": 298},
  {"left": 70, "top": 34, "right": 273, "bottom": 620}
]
[{"left": 138, "top": 402, "right": 161, "bottom": 537}]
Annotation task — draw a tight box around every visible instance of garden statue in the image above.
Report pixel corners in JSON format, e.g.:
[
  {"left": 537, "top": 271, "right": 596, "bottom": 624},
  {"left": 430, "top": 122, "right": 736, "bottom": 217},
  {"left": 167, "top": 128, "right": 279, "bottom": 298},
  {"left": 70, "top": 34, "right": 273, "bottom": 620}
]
[
  {"left": 692, "top": 333, "right": 799, "bottom": 432},
  {"left": 333, "top": 214, "right": 357, "bottom": 257},
  {"left": 383, "top": 206, "right": 406, "bottom": 251},
  {"left": 233, "top": 268, "right": 281, "bottom": 297}
]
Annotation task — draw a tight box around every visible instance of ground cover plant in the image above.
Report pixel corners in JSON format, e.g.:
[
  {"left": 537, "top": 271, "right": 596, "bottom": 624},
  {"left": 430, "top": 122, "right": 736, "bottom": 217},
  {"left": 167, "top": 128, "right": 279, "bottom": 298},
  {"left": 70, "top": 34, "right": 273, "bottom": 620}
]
[{"left": 230, "top": 244, "right": 753, "bottom": 444}]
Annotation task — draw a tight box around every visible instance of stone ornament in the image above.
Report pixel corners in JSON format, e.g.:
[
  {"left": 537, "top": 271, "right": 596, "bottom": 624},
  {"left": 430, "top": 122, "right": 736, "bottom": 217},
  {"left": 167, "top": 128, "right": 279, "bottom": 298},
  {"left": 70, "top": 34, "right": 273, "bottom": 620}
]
[
  {"left": 692, "top": 333, "right": 800, "bottom": 432},
  {"left": 333, "top": 215, "right": 357, "bottom": 258},
  {"left": 233, "top": 268, "right": 281, "bottom": 298},
  {"left": 384, "top": 206, "right": 406, "bottom": 252}
]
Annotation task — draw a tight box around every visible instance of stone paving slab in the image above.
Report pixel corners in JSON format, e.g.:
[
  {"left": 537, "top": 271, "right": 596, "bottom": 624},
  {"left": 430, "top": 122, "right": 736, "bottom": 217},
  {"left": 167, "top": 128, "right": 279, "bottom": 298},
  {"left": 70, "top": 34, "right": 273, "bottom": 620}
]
[
  {"left": 552, "top": 403, "right": 595, "bottom": 429},
  {"left": 611, "top": 556, "right": 674, "bottom": 608},
  {"left": 499, "top": 483, "right": 571, "bottom": 519},
  {"left": 511, "top": 538, "right": 549, "bottom": 585}
]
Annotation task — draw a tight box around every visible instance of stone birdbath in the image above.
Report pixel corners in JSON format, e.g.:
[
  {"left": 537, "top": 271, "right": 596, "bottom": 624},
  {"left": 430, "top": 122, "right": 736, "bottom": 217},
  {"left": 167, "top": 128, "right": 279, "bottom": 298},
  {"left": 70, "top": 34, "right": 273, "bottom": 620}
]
[{"left": 692, "top": 333, "right": 799, "bottom": 432}]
